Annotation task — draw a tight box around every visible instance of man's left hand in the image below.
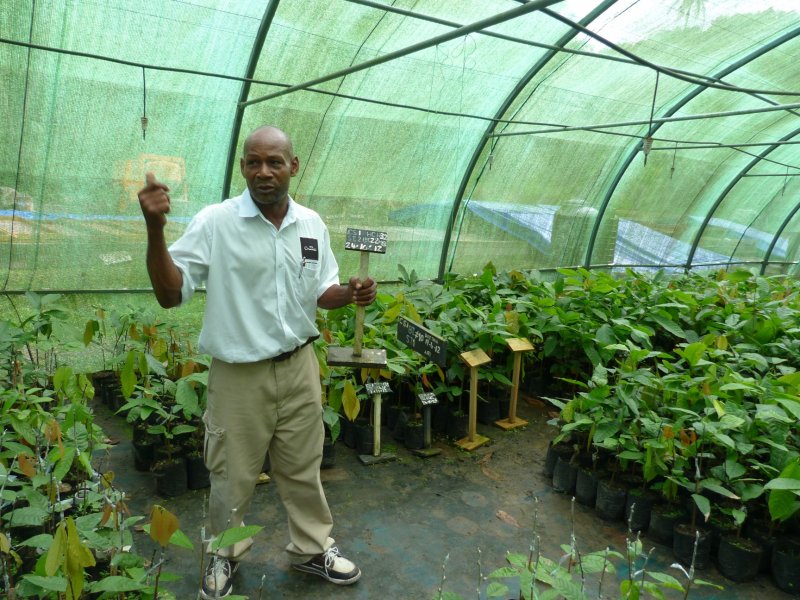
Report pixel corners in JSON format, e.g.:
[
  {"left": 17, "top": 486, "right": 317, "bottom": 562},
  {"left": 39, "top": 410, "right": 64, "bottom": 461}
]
[{"left": 349, "top": 276, "right": 377, "bottom": 306}]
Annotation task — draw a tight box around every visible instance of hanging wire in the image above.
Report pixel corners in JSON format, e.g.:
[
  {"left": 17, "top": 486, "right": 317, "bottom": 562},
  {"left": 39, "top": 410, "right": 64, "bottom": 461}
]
[
  {"left": 782, "top": 167, "right": 789, "bottom": 197},
  {"left": 447, "top": 35, "right": 476, "bottom": 275},
  {"left": 3, "top": 0, "right": 36, "bottom": 292},
  {"left": 642, "top": 72, "right": 659, "bottom": 166},
  {"left": 670, "top": 141, "right": 678, "bottom": 179},
  {"left": 294, "top": 4, "right": 392, "bottom": 195},
  {"left": 141, "top": 67, "right": 148, "bottom": 140}
]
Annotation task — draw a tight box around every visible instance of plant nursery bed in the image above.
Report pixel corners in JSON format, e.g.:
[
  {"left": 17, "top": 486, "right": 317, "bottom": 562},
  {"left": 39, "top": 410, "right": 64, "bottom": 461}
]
[{"left": 91, "top": 399, "right": 791, "bottom": 600}]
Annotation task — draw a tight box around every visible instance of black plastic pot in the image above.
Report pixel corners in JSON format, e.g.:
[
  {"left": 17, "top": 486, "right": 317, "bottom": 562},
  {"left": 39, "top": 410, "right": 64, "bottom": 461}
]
[
  {"left": 153, "top": 458, "right": 188, "bottom": 498},
  {"left": 341, "top": 418, "right": 357, "bottom": 448},
  {"left": 355, "top": 422, "right": 374, "bottom": 455},
  {"left": 393, "top": 411, "right": 410, "bottom": 442},
  {"left": 595, "top": 479, "right": 627, "bottom": 522},
  {"left": 404, "top": 422, "right": 425, "bottom": 450},
  {"left": 552, "top": 456, "right": 578, "bottom": 495},
  {"left": 186, "top": 454, "right": 210, "bottom": 490},
  {"left": 673, "top": 524, "right": 712, "bottom": 569},
  {"left": 575, "top": 468, "right": 598, "bottom": 507},
  {"left": 132, "top": 440, "right": 156, "bottom": 472},
  {"left": 544, "top": 442, "right": 572, "bottom": 478},
  {"left": 624, "top": 489, "right": 657, "bottom": 533},
  {"left": 447, "top": 410, "right": 468, "bottom": 440},
  {"left": 647, "top": 504, "right": 685, "bottom": 546},
  {"left": 747, "top": 524, "right": 776, "bottom": 574},
  {"left": 477, "top": 396, "right": 500, "bottom": 425},
  {"left": 321, "top": 438, "right": 336, "bottom": 469},
  {"left": 431, "top": 402, "right": 448, "bottom": 434},
  {"left": 717, "top": 535, "right": 762, "bottom": 582},
  {"left": 708, "top": 514, "right": 738, "bottom": 557},
  {"left": 772, "top": 538, "right": 800, "bottom": 594},
  {"left": 385, "top": 405, "right": 401, "bottom": 431}
]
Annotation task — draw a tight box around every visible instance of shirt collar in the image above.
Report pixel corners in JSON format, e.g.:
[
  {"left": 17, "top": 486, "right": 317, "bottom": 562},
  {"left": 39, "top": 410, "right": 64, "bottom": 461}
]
[{"left": 239, "top": 188, "right": 297, "bottom": 226}]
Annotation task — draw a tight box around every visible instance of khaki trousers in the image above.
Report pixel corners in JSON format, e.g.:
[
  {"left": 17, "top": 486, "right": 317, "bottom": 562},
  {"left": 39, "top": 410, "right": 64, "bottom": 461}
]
[{"left": 203, "top": 344, "right": 334, "bottom": 563}]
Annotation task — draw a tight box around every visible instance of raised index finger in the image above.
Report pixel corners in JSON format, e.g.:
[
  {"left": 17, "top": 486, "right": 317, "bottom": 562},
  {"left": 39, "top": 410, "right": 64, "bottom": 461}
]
[{"left": 144, "top": 172, "right": 169, "bottom": 191}]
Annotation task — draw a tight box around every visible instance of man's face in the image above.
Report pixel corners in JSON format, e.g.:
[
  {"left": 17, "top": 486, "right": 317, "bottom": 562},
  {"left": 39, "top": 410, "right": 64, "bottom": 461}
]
[{"left": 240, "top": 130, "right": 299, "bottom": 207}]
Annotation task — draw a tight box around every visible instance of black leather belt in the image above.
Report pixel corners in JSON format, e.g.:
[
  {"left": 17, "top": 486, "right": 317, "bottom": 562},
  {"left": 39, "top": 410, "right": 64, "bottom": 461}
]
[{"left": 270, "top": 336, "right": 319, "bottom": 362}]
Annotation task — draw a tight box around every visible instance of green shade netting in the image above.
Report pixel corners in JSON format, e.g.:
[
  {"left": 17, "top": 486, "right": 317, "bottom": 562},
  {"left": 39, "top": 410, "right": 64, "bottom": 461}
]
[{"left": 2, "top": 0, "right": 799, "bottom": 292}]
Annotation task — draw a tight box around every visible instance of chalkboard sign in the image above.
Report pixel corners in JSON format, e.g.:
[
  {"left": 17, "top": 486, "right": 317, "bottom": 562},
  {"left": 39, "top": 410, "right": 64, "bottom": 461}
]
[
  {"left": 345, "top": 228, "right": 387, "bottom": 254},
  {"left": 417, "top": 392, "right": 438, "bottom": 406},
  {"left": 365, "top": 381, "right": 391, "bottom": 395},
  {"left": 397, "top": 317, "right": 447, "bottom": 367}
]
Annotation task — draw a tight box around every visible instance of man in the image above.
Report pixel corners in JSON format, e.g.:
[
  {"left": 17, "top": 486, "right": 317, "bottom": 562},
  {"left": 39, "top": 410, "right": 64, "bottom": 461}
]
[{"left": 138, "top": 125, "right": 373, "bottom": 599}]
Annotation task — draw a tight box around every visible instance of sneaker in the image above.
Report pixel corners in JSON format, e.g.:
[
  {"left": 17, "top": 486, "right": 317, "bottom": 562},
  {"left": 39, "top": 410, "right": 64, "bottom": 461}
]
[
  {"left": 293, "top": 546, "right": 361, "bottom": 585},
  {"left": 200, "top": 556, "right": 238, "bottom": 599}
]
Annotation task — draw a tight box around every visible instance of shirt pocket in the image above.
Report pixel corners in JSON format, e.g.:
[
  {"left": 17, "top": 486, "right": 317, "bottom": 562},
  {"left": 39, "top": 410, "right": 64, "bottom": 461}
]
[{"left": 298, "top": 261, "right": 320, "bottom": 296}]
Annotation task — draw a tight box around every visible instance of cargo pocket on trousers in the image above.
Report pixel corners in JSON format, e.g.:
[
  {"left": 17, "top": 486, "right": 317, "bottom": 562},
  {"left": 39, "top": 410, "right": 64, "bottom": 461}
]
[{"left": 203, "top": 411, "right": 227, "bottom": 480}]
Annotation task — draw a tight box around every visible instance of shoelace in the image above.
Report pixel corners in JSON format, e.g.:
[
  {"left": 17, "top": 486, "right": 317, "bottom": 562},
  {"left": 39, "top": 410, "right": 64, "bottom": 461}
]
[
  {"left": 322, "top": 546, "right": 341, "bottom": 571},
  {"left": 207, "top": 558, "right": 230, "bottom": 588}
]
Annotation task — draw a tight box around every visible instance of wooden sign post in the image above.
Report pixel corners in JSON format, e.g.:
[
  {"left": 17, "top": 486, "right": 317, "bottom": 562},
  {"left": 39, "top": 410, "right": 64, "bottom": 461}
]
[
  {"left": 494, "top": 338, "right": 533, "bottom": 430},
  {"left": 456, "top": 349, "right": 491, "bottom": 452},
  {"left": 413, "top": 392, "right": 441, "bottom": 458},
  {"left": 396, "top": 318, "right": 446, "bottom": 458},
  {"left": 327, "top": 228, "right": 388, "bottom": 368},
  {"left": 360, "top": 381, "right": 396, "bottom": 465}
]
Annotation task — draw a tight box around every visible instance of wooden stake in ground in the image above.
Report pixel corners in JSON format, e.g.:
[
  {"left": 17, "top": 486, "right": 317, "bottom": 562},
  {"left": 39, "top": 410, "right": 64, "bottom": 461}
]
[
  {"left": 494, "top": 337, "right": 533, "bottom": 430},
  {"left": 327, "top": 228, "right": 387, "bottom": 368},
  {"left": 358, "top": 381, "right": 396, "bottom": 466},
  {"left": 455, "top": 349, "right": 491, "bottom": 452}
]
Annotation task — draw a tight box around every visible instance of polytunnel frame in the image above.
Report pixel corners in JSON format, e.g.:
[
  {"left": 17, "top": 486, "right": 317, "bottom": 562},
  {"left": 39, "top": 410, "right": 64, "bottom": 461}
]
[
  {"left": 221, "top": 0, "right": 281, "bottom": 200},
  {"left": 582, "top": 24, "right": 800, "bottom": 272},
  {"left": 688, "top": 126, "right": 800, "bottom": 275},
  {"left": 438, "top": 0, "right": 619, "bottom": 281}
]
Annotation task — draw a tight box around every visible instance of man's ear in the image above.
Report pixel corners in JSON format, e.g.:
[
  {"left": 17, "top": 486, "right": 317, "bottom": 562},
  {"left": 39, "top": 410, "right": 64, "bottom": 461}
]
[{"left": 290, "top": 156, "right": 300, "bottom": 176}]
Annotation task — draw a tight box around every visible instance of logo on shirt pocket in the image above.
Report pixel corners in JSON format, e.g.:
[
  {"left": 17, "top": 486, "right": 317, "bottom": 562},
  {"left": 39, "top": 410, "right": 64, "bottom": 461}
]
[{"left": 300, "top": 237, "right": 319, "bottom": 261}]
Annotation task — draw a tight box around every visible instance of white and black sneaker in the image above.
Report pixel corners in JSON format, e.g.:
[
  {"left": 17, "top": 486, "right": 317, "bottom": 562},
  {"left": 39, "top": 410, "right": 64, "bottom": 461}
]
[
  {"left": 293, "top": 546, "right": 361, "bottom": 585},
  {"left": 200, "top": 556, "right": 238, "bottom": 599}
]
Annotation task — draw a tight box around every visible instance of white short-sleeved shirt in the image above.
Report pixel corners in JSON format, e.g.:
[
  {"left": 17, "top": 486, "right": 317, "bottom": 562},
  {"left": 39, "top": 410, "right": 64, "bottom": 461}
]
[{"left": 168, "top": 190, "right": 340, "bottom": 363}]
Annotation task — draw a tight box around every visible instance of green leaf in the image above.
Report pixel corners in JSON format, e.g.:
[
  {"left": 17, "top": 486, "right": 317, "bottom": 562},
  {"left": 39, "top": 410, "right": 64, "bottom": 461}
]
[
  {"left": 701, "top": 481, "right": 739, "bottom": 500},
  {"left": 620, "top": 578, "right": 640, "bottom": 599},
  {"left": 210, "top": 525, "right": 263, "bottom": 551},
  {"left": 9, "top": 506, "right": 50, "bottom": 527},
  {"left": 768, "top": 460, "right": 800, "bottom": 522},
  {"left": 764, "top": 478, "right": 800, "bottom": 491},
  {"left": 46, "top": 521, "right": 66, "bottom": 576},
  {"left": 727, "top": 270, "right": 753, "bottom": 283},
  {"left": 642, "top": 581, "right": 667, "bottom": 600},
  {"left": 141, "top": 524, "right": 194, "bottom": 550},
  {"left": 120, "top": 351, "right": 137, "bottom": 399},
  {"left": 679, "top": 342, "right": 706, "bottom": 367},
  {"left": 22, "top": 574, "right": 68, "bottom": 592},
  {"left": 777, "top": 372, "right": 800, "bottom": 389},
  {"left": 52, "top": 446, "right": 76, "bottom": 482},
  {"left": 650, "top": 313, "right": 686, "bottom": 339},
  {"left": 724, "top": 459, "right": 746, "bottom": 480},
  {"left": 646, "top": 571, "right": 684, "bottom": 592},
  {"left": 485, "top": 581, "right": 510, "bottom": 597},
  {"left": 168, "top": 528, "right": 195, "bottom": 551},
  {"left": 774, "top": 397, "right": 800, "bottom": 421},
  {"left": 692, "top": 579, "right": 725, "bottom": 590},
  {"left": 692, "top": 493, "right": 711, "bottom": 521},
  {"left": 18, "top": 533, "right": 53, "bottom": 549},
  {"left": 89, "top": 575, "right": 148, "bottom": 593}
]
